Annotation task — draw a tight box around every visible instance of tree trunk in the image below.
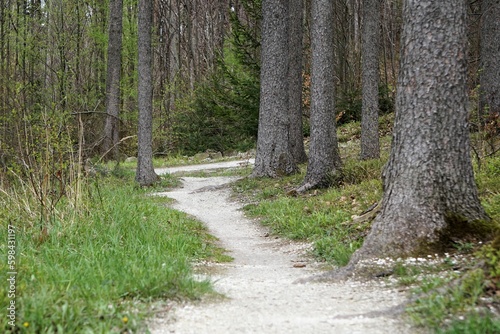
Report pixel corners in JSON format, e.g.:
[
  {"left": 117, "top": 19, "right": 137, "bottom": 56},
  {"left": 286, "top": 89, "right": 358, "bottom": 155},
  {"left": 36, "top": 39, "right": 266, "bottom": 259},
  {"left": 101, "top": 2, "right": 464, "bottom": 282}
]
[
  {"left": 251, "top": 0, "right": 298, "bottom": 178},
  {"left": 288, "top": 0, "right": 307, "bottom": 164},
  {"left": 296, "top": 0, "right": 341, "bottom": 193},
  {"left": 479, "top": 0, "right": 500, "bottom": 124},
  {"left": 102, "top": 0, "right": 123, "bottom": 160},
  {"left": 360, "top": 0, "right": 381, "bottom": 160},
  {"left": 136, "top": 0, "right": 158, "bottom": 186},
  {"left": 348, "top": 0, "right": 489, "bottom": 264}
]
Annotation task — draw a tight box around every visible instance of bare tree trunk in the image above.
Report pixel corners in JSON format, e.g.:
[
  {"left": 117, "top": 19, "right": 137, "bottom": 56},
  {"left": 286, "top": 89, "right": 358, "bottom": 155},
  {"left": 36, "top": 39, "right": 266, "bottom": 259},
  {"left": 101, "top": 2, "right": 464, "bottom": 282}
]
[
  {"left": 102, "top": 0, "right": 123, "bottom": 160},
  {"left": 344, "top": 0, "right": 489, "bottom": 269},
  {"left": 360, "top": 0, "right": 381, "bottom": 160},
  {"left": 479, "top": 0, "right": 500, "bottom": 125},
  {"left": 296, "top": 0, "right": 342, "bottom": 193},
  {"left": 288, "top": 0, "right": 307, "bottom": 164},
  {"left": 136, "top": 0, "right": 158, "bottom": 186},
  {"left": 251, "top": 0, "right": 298, "bottom": 178}
]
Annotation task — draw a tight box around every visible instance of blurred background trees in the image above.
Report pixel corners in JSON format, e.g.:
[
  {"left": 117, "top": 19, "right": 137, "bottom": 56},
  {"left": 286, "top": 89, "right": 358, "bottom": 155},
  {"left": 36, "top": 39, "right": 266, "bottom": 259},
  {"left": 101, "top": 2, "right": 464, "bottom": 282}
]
[{"left": 0, "top": 0, "right": 496, "bottom": 171}]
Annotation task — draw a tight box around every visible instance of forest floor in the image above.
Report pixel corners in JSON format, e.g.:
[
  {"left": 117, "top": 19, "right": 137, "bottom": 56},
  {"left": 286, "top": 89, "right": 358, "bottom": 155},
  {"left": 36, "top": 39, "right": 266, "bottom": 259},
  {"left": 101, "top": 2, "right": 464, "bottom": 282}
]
[{"left": 147, "top": 161, "right": 418, "bottom": 334}]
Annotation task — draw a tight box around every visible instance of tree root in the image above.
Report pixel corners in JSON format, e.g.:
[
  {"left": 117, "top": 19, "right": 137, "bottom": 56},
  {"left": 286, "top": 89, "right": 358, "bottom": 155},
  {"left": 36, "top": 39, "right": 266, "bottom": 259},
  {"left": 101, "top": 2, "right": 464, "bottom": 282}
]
[{"left": 351, "top": 202, "right": 382, "bottom": 224}]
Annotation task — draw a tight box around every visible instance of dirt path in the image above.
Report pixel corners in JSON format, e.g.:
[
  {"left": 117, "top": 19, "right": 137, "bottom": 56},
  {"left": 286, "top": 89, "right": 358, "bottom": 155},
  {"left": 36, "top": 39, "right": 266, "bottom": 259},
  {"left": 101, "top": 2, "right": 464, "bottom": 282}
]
[{"left": 149, "top": 164, "right": 414, "bottom": 334}]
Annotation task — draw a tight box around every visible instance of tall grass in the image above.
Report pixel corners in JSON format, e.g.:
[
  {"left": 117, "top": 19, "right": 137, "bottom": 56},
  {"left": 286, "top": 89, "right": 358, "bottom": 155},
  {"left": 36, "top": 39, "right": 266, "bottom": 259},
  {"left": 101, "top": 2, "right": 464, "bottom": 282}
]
[{"left": 0, "top": 172, "right": 219, "bottom": 333}]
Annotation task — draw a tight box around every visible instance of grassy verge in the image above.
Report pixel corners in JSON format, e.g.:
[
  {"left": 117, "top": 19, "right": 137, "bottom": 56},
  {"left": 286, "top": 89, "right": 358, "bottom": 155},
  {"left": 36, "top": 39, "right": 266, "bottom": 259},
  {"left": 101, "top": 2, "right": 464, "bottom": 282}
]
[{"left": 0, "top": 169, "right": 225, "bottom": 333}]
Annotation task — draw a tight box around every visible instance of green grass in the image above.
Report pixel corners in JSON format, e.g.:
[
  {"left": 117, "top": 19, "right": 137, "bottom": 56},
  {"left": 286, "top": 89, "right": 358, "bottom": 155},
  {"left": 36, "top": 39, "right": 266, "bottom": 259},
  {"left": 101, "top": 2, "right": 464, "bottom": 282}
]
[
  {"left": 0, "top": 172, "right": 225, "bottom": 333},
  {"left": 236, "top": 159, "right": 384, "bottom": 266},
  {"left": 407, "top": 268, "right": 500, "bottom": 332},
  {"left": 437, "top": 314, "right": 500, "bottom": 334}
]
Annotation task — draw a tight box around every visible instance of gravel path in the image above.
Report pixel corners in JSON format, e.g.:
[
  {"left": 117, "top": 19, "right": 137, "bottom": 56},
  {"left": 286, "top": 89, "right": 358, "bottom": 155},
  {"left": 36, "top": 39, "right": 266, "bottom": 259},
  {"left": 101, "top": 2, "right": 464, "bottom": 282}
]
[{"left": 150, "top": 163, "right": 415, "bottom": 334}]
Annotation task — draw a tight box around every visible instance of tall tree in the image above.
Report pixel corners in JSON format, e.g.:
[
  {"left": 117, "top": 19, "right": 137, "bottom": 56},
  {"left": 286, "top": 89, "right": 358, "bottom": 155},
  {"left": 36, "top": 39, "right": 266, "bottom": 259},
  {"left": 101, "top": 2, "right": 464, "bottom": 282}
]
[
  {"left": 344, "top": 0, "right": 489, "bottom": 266},
  {"left": 251, "top": 0, "right": 298, "bottom": 178},
  {"left": 296, "top": 0, "right": 342, "bottom": 193},
  {"left": 288, "top": 0, "right": 307, "bottom": 164},
  {"left": 135, "top": 0, "right": 158, "bottom": 186},
  {"left": 360, "top": 0, "right": 381, "bottom": 160},
  {"left": 479, "top": 0, "right": 500, "bottom": 125},
  {"left": 102, "top": 0, "right": 123, "bottom": 160}
]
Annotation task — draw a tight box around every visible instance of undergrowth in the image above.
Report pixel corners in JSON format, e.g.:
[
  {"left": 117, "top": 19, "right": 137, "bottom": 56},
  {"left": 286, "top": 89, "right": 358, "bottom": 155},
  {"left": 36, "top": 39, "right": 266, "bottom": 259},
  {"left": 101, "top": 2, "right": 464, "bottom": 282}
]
[{"left": 0, "top": 169, "right": 224, "bottom": 333}]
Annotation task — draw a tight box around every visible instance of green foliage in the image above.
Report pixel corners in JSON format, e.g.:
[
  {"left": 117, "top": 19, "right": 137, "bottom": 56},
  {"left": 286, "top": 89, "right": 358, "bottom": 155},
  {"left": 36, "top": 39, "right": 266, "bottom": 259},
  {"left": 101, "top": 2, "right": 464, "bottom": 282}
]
[
  {"left": 407, "top": 269, "right": 494, "bottom": 331},
  {"left": 437, "top": 314, "right": 500, "bottom": 334},
  {"left": 477, "top": 244, "right": 500, "bottom": 280},
  {"left": 313, "top": 238, "right": 362, "bottom": 266},
  {"left": 336, "top": 89, "right": 363, "bottom": 125},
  {"left": 335, "top": 85, "right": 395, "bottom": 125},
  {"left": 0, "top": 173, "right": 222, "bottom": 333},
  {"left": 227, "top": 0, "right": 262, "bottom": 74},
  {"left": 173, "top": 65, "right": 259, "bottom": 154},
  {"left": 169, "top": 1, "right": 261, "bottom": 155}
]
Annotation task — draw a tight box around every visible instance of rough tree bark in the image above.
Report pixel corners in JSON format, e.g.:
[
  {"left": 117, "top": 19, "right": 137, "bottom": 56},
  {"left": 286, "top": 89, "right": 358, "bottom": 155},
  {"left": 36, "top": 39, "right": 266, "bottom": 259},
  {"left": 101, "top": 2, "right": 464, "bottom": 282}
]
[
  {"left": 288, "top": 0, "right": 307, "bottom": 164},
  {"left": 102, "top": 0, "right": 123, "bottom": 160},
  {"left": 295, "top": 0, "right": 342, "bottom": 193},
  {"left": 251, "top": 0, "right": 298, "bottom": 178},
  {"left": 360, "top": 0, "right": 381, "bottom": 160},
  {"left": 344, "top": 0, "right": 490, "bottom": 266},
  {"left": 479, "top": 0, "right": 500, "bottom": 123},
  {"left": 135, "top": 0, "right": 158, "bottom": 186}
]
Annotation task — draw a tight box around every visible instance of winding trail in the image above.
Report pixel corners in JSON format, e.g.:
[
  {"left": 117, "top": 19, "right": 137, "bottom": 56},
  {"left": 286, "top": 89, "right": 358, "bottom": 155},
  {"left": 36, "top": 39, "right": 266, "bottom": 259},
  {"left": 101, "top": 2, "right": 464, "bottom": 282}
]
[{"left": 149, "top": 162, "right": 414, "bottom": 334}]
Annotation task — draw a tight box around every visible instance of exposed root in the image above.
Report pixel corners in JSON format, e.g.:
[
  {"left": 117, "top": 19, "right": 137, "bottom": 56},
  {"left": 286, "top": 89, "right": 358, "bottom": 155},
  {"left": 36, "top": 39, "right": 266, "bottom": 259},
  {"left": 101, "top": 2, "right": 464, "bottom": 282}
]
[
  {"left": 293, "top": 181, "right": 321, "bottom": 195},
  {"left": 351, "top": 202, "right": 381, "bottom": 224}
]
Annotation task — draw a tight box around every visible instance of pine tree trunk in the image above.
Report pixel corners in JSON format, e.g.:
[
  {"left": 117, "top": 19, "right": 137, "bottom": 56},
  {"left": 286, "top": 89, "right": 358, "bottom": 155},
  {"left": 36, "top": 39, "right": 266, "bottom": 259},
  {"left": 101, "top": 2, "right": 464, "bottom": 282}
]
[
  {"left": 480, "top": 0, "right": 500, "bottom": 123},
  {"left": 103, "top": 0, "right": 123, "bottom": 160},
  {"left": 288, "top": 0, "right": 307, "bottom": 164},
  {"left": 251, "top": 0, "right": 298, "bottom": 178},
  {"left": 360, "top": 0, "right": 381, "bottom": 160},
  {"left": 349, "top": 0, "right": 489, "bottom": 263},
  {"left": 136, "top": 0, "right": 158, "bottom": 186},
  {"left": 296, "top": 0, "right": 341, "bottom": 193}
]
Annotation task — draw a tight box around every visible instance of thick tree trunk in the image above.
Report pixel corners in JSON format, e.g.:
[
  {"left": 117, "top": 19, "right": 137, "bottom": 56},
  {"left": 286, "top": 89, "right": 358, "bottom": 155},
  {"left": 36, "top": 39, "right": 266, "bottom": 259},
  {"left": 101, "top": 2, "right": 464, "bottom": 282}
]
[
  {"left": 348, "top": 0, "right": 489, "bottom": 263},
  {"left": 360, "top": 0, "right": 381, "bottom": 160},
  {"left": 296, "top": 0, "right": 341, "bottom": 193},
  {"left": 251, "top": 0, "right": 298, "bottom": 178},
  {"left": 479, "top": 0, "right": 500, "bottom": 123},
  {"left": 102, "top": 0, "right": 123, "bottom": 160},
  {"left": 288, "top": 0, "right": 307, "bottom": 164},
  {"left": 136, "top": 0, "right": 158, "bottom": 186}
]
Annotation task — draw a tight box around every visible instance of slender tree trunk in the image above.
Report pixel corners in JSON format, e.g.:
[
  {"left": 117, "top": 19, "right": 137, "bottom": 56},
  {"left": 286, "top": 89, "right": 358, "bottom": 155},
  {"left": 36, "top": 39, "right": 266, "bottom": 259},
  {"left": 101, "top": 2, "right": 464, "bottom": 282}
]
[
  {"left": 347, "top": 0, "right": 489, "bottom": 266},
  {"left": 288, "top": 0, "right": 307, "bottom": 164},
  {"left": 136, "top": 0, "right": 158, "bottom": 186},
  {"left": 360, "top": 0, "right": 381, "bottom": 160},
  {"left": 296, "top": 0, "right": 342, "bottom": 193},
  {"left": 102, "top": 0, "right": 123, "bottom": 160},
  {"left": 479, "top": 0, "right": 500, "bottom": 126},
  {"left": 251, "top": 0, "right": 298, "bottom": 178}
]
